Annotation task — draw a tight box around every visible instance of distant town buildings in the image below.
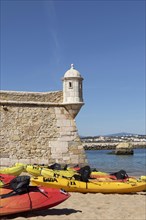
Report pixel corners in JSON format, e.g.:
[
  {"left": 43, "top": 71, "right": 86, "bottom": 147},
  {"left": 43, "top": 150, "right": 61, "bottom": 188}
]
[
  {"left": 81, "top": 134, "right": 146, "bottom": 143},
  {"left": 81, "top": 134, "right": 146, "bottom": 150}
]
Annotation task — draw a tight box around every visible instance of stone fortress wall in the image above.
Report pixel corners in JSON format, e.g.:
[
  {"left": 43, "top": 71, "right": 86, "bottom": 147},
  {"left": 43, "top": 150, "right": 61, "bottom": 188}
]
[{"left": 0, "top": 65, "right": 87, "bottom": 166}]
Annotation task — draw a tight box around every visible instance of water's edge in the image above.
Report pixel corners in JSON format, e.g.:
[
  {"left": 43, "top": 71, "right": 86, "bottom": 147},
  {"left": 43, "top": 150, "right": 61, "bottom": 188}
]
[{"left": 85, "top": 148, "right": 146, "bottom": 177}]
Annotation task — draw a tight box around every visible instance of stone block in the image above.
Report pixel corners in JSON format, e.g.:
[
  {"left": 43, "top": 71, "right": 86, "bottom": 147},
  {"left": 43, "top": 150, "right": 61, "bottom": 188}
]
[
  {"left": 68, "top": 145, "right": 78, "bottom": 150},
  {"left": 71, "top": 149, "right": 81, "bottom": 154},
  {"left": 0, "top": 158, "right": 11, "bottom": 167},
  {"left": 62, "top": 156, "right": 70, "bottom": 161},
  {"left": 51, "top": 153, "right": 62, "bottom": 159},
  {"left": 11, "top": 135, "right": 21, "bottom": 141},
  {"left": 50, "top": 141, "right": 68, "bottom": 154},
  {"left": 18, "top": 158, "right": 31, "bottom": 165},
  {"left": 78, "top": 145, "right": 84, "bottom": 149}
]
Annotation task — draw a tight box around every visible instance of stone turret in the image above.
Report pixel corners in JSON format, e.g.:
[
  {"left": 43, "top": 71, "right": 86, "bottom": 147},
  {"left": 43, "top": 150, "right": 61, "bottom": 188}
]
[{"left": 62, "top": 64, "right": 84, "bottom": 118}]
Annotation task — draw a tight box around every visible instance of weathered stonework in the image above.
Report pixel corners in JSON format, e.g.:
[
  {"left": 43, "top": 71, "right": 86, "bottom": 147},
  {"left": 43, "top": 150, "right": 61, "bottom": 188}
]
[
  {"left": 0, "top": 90, "right": 87, "bottom": 166},
  {"left": 0, "top": 90, "right": 63, "bottom": 103}
]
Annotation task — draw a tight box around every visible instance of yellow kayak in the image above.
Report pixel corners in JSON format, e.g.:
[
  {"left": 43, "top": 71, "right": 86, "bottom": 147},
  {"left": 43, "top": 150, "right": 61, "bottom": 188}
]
[
  {"left": 26, "top": 166, "right": 137, "bottom": 182},
  {"left": 31, "top": 176, "right": 146, "bottom": 194},
  {"left": 25, "top": 165, "right": 74, "bottom": 178},
  {"left": 0, "top": 181, "right": 4, "bottom": 187},
  {"left": 24, "top": 164, "right": 107, "bottom": 179},
  {"left": 140, "top": 176, "right": 146, "bottom": 182},
  {"left": 15, "top": 163, "right": 27, "bottom": 171},
  {"left": 25, "top": 165, "right": 42, "bottom": 177},
  {"left": 15, "top": 163, "right": 49, "bottom": 172},
  {"left": 0, "top": 166, "right": 24, "bottom": 176},
  {"left": 22, "top": 165, "right": 75, "bottom": 178},
  {"left": 15, "top": 164, "right": 48, "bottom": 177},
  {"left": 41, "top": 168, "right": 76, "bottom": 178},
  {"left": 15, "top": 163, "right": 109, "bottom": 178},
  {"left": 21, "top": 164, "right": 77, "bottom": 178}
]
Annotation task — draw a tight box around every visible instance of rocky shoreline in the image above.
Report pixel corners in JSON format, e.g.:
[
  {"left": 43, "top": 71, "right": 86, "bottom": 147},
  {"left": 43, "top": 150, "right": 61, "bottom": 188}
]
[{"left": 83, "top": 142, "right": 146, "bottom": 150}]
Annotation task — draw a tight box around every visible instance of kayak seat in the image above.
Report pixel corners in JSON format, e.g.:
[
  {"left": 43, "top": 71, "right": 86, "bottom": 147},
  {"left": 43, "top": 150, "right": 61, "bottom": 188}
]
[
  {"left": 75, "top": 165, "right": 91, "bottom": 182},
  {"left": 10, "top": 176, "right": 30, "bottom": 194},
  {"left": 48, "top": 163, "right": 61, "bottom": 170},
  {"left": 0, "top": 176, "right": 30, "bottom": 199},
  {"left": 110, "top": 170, "right": 129, "bottom": 180},
  {"left": 63, "top": 164, "right": 68, "bottom": 170}
]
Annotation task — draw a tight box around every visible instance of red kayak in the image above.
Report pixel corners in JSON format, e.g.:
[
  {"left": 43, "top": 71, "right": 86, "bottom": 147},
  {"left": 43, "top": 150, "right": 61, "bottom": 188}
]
[
  {"left": 0, "top": 174, "right": 16, "bottom": 186},
  {"left": 0, "top": 186, "right": 70, "bottom": 216}
]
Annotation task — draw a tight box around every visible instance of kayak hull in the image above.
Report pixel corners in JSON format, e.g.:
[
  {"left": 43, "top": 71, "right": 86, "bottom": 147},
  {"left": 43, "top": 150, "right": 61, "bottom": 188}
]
[
  {"left": 31, "top": 176, "right": 146, "bottom": 194},
  {"left": 0, "top": 166, "right": 24, "bottom": 176},
  {"left": 0, "top": 186, "right": 70, "bottom": 216}
]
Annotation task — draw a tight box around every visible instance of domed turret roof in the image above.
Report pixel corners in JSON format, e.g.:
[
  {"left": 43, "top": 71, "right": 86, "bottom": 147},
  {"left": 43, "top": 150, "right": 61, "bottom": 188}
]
[{"left": 64, "top": 64, "right": 81, "bottom": 78}]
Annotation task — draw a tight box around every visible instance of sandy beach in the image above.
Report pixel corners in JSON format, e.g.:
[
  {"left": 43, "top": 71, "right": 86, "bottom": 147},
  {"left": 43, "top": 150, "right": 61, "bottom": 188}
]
[{"left": 1, "top": 191, "right": 146, "bottom": 220}]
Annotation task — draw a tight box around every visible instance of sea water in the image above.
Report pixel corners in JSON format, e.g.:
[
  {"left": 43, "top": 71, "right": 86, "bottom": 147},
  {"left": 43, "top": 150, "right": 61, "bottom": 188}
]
[{"left": 85, "top": 148, "right": 146, "bottom": 177}]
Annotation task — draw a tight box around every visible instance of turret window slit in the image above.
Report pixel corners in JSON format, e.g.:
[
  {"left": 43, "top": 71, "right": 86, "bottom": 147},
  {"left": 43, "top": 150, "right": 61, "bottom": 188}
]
[{"left": 69, "top": 82, "right": 73, "bottom": 89}]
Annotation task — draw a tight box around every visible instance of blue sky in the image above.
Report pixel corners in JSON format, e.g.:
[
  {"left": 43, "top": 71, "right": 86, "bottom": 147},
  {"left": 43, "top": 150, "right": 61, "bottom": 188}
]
[{"left": 1, "top": 0, "right": 145, "bottom": 136}]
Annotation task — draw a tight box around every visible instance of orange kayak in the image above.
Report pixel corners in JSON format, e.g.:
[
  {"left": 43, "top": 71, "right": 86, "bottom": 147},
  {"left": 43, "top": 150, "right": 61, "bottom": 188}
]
[
  {"left": 0, "top": 174, "right": 16, "bottom": 187},
  {"left": 0, "top": 186, "right": 70, "bottom": 216}
]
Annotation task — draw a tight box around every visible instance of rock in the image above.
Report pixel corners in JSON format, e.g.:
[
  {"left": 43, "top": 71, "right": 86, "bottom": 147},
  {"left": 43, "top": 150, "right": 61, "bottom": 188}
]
[{"left": 115, "top": 142, "right": 134, "bottom": 155}]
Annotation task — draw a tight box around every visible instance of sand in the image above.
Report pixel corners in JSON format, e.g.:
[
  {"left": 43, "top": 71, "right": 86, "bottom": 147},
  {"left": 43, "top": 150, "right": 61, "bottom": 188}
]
[{"left": 1, "top": 191, "right": 146, "bottom": 220}]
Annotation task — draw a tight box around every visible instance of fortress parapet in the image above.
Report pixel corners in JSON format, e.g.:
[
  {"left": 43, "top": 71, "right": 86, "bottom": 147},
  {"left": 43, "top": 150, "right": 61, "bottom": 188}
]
[{"left": 0, "top": 65, "right": 87, "bottom": 166}]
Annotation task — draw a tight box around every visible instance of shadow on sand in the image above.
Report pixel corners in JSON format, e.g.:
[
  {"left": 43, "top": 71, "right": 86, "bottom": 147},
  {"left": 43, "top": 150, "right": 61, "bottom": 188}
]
[{"left": 1, "top": 208, "right": 82, "bottom": 219}]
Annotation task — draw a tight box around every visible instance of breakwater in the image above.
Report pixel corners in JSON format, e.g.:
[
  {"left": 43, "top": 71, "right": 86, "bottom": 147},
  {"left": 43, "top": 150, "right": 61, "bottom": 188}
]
[{"left": 83, "top": 142, "right": 146, "bottom": 150}]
